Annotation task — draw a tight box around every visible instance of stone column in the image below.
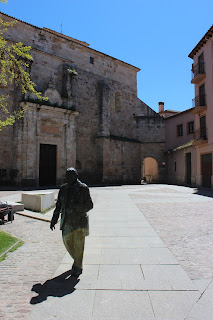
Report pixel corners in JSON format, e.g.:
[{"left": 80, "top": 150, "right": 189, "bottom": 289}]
[{"left": 65, "top": 111, "right": 79, "bottom": 170}]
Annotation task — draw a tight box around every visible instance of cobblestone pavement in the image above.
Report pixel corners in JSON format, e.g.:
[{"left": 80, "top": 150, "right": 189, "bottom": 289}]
[
  {"left": 130, "top": 185, "right": 213, "bottom": 280},
  {"left": 0, "top": 214, "right": 66, "bottom": 320}
]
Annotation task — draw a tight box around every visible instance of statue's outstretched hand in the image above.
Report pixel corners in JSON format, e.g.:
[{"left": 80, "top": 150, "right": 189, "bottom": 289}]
[{"left": 50, "top": 221, "right": 56, "bottom": 231}]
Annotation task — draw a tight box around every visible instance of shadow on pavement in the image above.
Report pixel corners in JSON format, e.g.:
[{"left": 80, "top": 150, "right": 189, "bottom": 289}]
[
  {"left": 193, "top": 187, "right": 213, "bottom": 198},
  {"left": 30, "top": 270, "right": 80, "bottom": 305}
]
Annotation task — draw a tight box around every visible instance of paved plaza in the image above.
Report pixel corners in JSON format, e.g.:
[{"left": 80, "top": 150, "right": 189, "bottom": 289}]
[{"left": 0, "top": 184, "right": 213, "bottom": 319}]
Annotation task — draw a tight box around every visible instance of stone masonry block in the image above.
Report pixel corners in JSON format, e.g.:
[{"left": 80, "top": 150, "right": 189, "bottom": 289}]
[{"left": 21, "top": 192, "right": 55, "bottom": 212}]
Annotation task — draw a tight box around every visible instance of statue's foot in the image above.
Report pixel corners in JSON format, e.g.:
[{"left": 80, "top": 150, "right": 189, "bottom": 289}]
[{"left": 71, "top": 265, "right": 82, "bottom": 276}]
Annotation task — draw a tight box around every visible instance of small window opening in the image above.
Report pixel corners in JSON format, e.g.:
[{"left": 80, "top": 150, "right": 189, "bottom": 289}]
[
  {"left": 177, "top": 124, "right": 183, "bottom": 136},
  {"left": 188, "top": 121, "right": 194, "bottom": 134},
  {"left": 90, "top": 57, "right": 94, "bottom": 64},
  {"left": 115, "top": 91, "right": 121, "bottom": 112}
]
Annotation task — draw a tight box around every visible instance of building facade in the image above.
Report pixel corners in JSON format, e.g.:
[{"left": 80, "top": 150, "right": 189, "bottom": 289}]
[
  {"left": 165, "top": 108, "right": 196, "bottom": 186},
  {"left": 166, "top": 25, "right": 213, "bottom": 189},
  {"left": 0, "top": 12, "right": 166, "bottom": 186},
  {"left": 189, "top": 25, "right": 213, "bottom": 188}
]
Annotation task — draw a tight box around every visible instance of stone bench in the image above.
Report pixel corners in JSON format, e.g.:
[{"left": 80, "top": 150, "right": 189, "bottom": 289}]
[{"left": 21, "top": 192, "right": 55, "bottom": 212}]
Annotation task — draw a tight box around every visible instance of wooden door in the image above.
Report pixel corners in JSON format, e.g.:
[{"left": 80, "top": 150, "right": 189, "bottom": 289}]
[
  {"left": 39, "top": 144, "right": 57, "bottom": 186},
  {"left": 185, "top": 152, "right": 191, "bottom": 185},
  {"left": 201, "top": 153, "right": 212, "bottom": 188}
]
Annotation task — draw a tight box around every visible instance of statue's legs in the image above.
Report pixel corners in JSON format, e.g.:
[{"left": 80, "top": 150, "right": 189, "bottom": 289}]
[{"left": 62, "top": 229, "right": 85, "bottom": 270}]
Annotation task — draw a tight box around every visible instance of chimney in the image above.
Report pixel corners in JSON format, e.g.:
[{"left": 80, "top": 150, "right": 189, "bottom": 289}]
[{"left": 158, "top": 102, "right": 164, "bottom": 113}]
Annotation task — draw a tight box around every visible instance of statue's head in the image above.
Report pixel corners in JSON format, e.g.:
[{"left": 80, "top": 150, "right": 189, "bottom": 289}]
[{"left": 66, "top": 167, "right": 78, "bottom": 185}]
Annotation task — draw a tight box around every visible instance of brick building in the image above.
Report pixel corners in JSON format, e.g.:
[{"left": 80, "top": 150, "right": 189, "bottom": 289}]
[{"left": 0, "top": 12, "right": 165, "bottom": 186}]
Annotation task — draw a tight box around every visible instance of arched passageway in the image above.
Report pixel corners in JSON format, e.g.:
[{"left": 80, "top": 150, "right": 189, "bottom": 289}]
[{"left": 142, "top": 157, "right": 159, "bottom": 183}]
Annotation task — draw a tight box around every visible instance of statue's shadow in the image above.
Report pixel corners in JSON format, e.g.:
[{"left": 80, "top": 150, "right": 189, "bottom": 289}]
[{"left": 30, "top": 270, "right": 80, "bottom": 305}]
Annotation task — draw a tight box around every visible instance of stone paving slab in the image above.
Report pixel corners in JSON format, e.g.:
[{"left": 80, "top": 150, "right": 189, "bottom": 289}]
[
  {"left": 86, "top": 236, "right": 166, "bottom": 248},
  {"left": 192, "top": 279, "right": 212, "bottom": 293},
  {"left": 192, "top": 279, "right": 213, "bottom": 305},
  {"left": 90, "top": 216, "right": 149, "bottom": 222},
  {"left": 30, "top": 290, "right": 96, "bottom": 320},
  {"left": 187, "top": 281, "right": 213, "bottom": 320},
  {"left": 53, "top": 262, "right": 173, "bottom": 291},
  {"left": 82, "top": 247, "right": 178, "bottom": 265},
  {"left": 142, "top": 265, "right": 197, "bottom": 290},
  {"left": 90, "top": 220, "right": 152, "bottom": 228},
  {"left": 89, "top": 227, "right": 158, "bottom": 237},
  {"left": 83, "top": 248, "right": 178, "bottom": 265},
  {"left": 92, "top": 291, "right": 154, "bottom": 318},
  {"left": 188, "top": 302, "right": 213, "bottom": 320},
  {"left": 149, "top": 291, "right": 201, "bottom": 319}
]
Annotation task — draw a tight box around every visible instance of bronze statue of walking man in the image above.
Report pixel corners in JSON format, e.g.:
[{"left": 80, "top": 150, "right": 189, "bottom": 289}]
[{"left": 50, "top": 167, "right": 93, "bottom": 276}]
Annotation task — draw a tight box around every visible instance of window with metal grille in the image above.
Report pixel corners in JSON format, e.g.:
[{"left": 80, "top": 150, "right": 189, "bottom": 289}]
[
  {"left": 177, "top": 124, "right": 183, "bottom": 136},
  {"left": 188, "top": 121, "right": 194, "bottom": 134}
]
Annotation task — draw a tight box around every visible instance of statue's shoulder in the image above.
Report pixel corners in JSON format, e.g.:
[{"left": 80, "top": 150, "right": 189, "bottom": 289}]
[
  {"left": 77, "top": 179, "right": 88, "bottom": 189},
  {"left": 60, "top": 183, "right": 68, "bottom": 190}
]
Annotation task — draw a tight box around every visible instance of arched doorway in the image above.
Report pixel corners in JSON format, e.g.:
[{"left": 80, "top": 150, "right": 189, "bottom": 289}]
[{"left": 142, "top": 157, "right": 159, "bottom": 183}]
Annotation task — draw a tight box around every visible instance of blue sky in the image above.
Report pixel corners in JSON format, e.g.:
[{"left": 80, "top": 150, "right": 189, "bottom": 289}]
[{"left": 1, "top": 0, "right": 212, "bottom": 112}]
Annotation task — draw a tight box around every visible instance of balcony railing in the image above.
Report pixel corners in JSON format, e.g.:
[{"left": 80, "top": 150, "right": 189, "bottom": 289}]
[
  {"left": 193, "top": 128, "right": 208, "bottom": 141},
  {"left": 192, "top": 94, "right": 206, "bottom": 108},
  {"left": 191, "top": 62, "right": 205, "bottom": 84},
  {"left": 191, "top": 62, "right": 205, "bottom": 78}
]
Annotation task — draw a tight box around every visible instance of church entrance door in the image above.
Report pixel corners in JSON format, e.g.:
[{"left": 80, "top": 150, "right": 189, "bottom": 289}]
[{"left": 39, "top": 144, "right": 57, "bottom": 186}]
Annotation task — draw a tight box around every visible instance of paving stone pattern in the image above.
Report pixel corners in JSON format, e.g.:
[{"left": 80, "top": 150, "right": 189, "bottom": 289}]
[
  {"left": 131, "top": 186, "right": 213, "bottom": 280},
  {"left": 1, "top": 185, "right": 213, "bottom": 320},
  {"left": 0, "top": 215, "right": 65, "bottom": 320}
]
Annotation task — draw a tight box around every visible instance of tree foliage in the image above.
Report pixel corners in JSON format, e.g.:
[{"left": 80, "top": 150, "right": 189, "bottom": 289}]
[{"left": 0, "top": 1, "right": 46, "bottom": 131}]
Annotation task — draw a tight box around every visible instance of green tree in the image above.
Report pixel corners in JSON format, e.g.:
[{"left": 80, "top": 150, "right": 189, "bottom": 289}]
[{"left": 0, "top": 0, "right": 46, "bottom": 131}]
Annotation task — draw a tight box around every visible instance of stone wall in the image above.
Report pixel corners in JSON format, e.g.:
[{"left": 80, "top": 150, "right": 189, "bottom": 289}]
[
  {"left": 135, "top": 100, "right": 165, "bottom": 143},
  {"left": 0, "top": 13, "right": 166, "bottom": 186},
  {"left": 102, "top": 137, "right": 141, "bottom": 184}
]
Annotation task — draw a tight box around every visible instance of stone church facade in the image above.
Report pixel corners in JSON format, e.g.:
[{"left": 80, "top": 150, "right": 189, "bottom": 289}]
[{"left": 0, "top": 12, "right": 165, "bottom": 186}]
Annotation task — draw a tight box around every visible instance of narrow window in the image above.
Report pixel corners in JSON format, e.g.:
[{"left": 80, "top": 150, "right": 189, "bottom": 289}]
[
  {"left": 199, "top": 84, "right": 206, "bottom": 106},
  {"left": 174, "top": 161, "right": 176, "bottom": 172},
  {"left": 177, "top": 124, "right": 183, "bottom": 136},
  {"left": 115, "top": 91, "right": 121, "bottom": 112},
  {"left": 90, "top": 57, "right": 94, "bottom": 64},
  {"left": 198, "top": 52, "right": 204, "bottom": 73},
  {"left": 200, "top": 116, "right": 207, "bottom": 139},
  {"left": 188, "top": 121, "right": 194, "bottom": 134}
]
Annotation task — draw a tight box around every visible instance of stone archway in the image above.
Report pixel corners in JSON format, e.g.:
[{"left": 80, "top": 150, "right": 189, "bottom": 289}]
[{"left": 142, "top": 157, "right": 159, "bottom": 183}]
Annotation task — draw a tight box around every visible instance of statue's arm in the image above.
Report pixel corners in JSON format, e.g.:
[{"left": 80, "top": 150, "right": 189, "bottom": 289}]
[
  {"left": 50, "top": 188, "right": 62, "bottom": 229},
  {"left": 84, "top": 187, "right": 93, "bottom": 212}
]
